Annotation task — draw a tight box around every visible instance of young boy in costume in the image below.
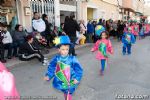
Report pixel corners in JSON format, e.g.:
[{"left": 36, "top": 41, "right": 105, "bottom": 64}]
[
  {"left": 44, "top": 36, "right": 83, "bottom": 100},
  {"left": 122, "top": 27, "right": 135, "bottom": 55}
]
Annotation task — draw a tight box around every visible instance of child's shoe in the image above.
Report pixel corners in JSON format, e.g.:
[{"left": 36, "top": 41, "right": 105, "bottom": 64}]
[{"left": 122, "top": 52, "right": 126, "bottom": 55}]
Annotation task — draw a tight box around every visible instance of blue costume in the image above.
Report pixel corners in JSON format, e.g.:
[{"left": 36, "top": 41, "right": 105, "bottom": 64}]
[
  {"left": 122, "top": 32, "right": 135, "bottom": 55},
  {"left": 45, "top": 36, "right": 83, "bottom": 98},
  {"left": 45, "top": 54, "right": 83, "bottom": 94}
]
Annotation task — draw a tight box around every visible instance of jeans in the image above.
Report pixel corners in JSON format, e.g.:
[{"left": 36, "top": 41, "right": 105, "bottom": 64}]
[
  {"left": 13, "top": 40, "right": 25, "bottom": 56},
  {"left": 69, "top": 36, "right": 77, "bottom": 55},
  {"left": 0, "top": 44, "right": 5, "bottom": 60},
  {"left": 86, "top": 34, "right": 93, "bottom": 43},
  {"left": 122, "top": 43, "right": 131, "bottom": 54}
]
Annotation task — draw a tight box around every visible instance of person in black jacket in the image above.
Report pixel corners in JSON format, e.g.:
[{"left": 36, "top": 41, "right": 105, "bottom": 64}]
[
  {"left": 64, "top": 15, "right": 80, "bottom": 56},
  {"left": 42, "top": 14, "right": 53, "bottom": 47},
  {"left": 0, "top": 23, "right": 6, "bottom": 63},
  {"left": 18, "top": 35, "right": 44, "bottom": 62}
]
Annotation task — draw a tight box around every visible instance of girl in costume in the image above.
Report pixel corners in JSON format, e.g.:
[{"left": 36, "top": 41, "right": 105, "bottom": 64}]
[
  {"left": 133, "top": 20, "right": 139, "bottom": 41},
  {"left": 91, "top": 25, "right": 113, "bottom": 76},
  {"left": 0, "top": 62, "right": 20, "bottom": 100},
  {"left": 44, "top": 36, "right": 83, "bottom": 100},
  {"left": 122, "top": 27, "right": 135, "bottom": 55}
]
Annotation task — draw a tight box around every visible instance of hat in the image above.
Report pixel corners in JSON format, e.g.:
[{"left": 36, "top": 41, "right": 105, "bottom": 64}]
[
  {"left": 128, "top": 27, "right": 132, "bottom": 31},
  {"left": 134, "top": 20, "right": 137, "bottom": 23},
  {"left": 95, "top": 25, "right": 105, "bottom": 36},
  {"left": 53, "top": 36, "right": 72, "bottom": 47}
]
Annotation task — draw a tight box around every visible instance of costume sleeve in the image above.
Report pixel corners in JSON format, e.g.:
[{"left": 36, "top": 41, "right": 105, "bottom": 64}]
[
  {"left": 107, "top": 40, "right": 113, "bottom": 54},
  {"left": 72, "top": 56, "right": 83, "bottom": 82},
  {"left": 92, "top": 40, "right": 100, "bottom": 51},
  {"left": 45, "top": 56, "right": 57, "bottom": 79},
  {"left": 131, "top": 34, "right": 136, "bottom": 44},
  {"left": 122, "top": 33, "right": 127, "bottom": 44}
]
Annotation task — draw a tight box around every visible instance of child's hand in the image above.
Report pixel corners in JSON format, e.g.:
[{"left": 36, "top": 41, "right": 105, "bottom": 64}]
[
  {"left": 73, "top": 79, "right": 79, "bottom": 84},
  {"left": 91, "top": 48, "right": 94, "bottom": 52},
  {"left": 44, "top": 76, "right": 50, "bottom": 81}
]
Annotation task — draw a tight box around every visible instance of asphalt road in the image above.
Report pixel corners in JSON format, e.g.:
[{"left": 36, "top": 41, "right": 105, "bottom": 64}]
[{"left": 11, "top": 37, "right": 150, "bottom": 100}]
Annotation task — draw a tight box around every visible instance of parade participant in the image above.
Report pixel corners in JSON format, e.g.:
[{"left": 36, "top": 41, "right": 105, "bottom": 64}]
[
  {"left": 0, "top": 62, "right": 20, "bottom": 100},
  {"left": 44, "top": 36, "right": 83, "bottom": 100},
  {"left": 122, "top": 27, "right": 135, "bottom": 55},
  {"left": 143, "top": 22, "right": 149, "bottom": 36},
  {"left": 91, "top": 25, "right": 113, "bottom": 76},
  {"left": 133, "top": 20, "right": 139, "bottom": 40}
]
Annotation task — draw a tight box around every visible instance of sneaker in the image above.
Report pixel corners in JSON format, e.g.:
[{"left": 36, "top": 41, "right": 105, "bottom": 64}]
[
  {"left": 122, "top": 52, "right": 126, "bottom": 55},
  {"left": 127, "top": 53, "right": 131, "bottom": 55}
]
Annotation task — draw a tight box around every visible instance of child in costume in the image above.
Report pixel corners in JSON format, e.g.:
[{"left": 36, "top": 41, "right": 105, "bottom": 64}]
[
  {"left": 44, "top": 36, "right": 83, "bottom": 100},
  {"left": 91, "top": 25, "right": 113, "bottom": 76},
  {"left": 122, "top": 27, "right": 135, "bottom": 55},
  {"left": 133, "top": 20, "right": 139, "bottom": 41},
  {"left": 139, "top": 23, "right": 145, "bottom": 39},
  {"left": 0, "top": 62, "right": 20, "bottom": 100}
]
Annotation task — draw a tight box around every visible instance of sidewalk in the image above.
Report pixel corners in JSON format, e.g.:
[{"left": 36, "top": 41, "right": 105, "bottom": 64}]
[{"left": 3, "top": 43, "right": 92, "bottom": 69}]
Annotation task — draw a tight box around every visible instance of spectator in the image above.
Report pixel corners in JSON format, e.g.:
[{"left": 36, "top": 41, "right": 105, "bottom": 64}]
[
  {"left": 58, "top": 23, "right": 66, "bottom": 36},
  {"left": 117, "top": 20, "right": 125, "bottom": 41},
  {"left": 18, "top": 35, "right": 44, "bottom": 63},
  {"left": 0, "top": 23, "right": 6, "bottom": 63},
  {"left": 64, "top": 15, "right": 80, "bottom": 56},
  {"left": 92, "top": 21, "right": 98, "bottom": 43},
  {"left": 11, "top": 24, "right": 27, "bottom": 57},
  {"left": 75, "top": 20, "right": 86, "bottom": 45},
  {"left": 42, "top": 14, "right": 53, "bottom": 47},
  {"left": 32, "top": 12, "right": 46, "bottom": 36},
  {"left": 87, "top": 20, "right": 94, "bottom": 43},
  {"left": 2, "top": 24, "right": 13, "bottom": 59}
]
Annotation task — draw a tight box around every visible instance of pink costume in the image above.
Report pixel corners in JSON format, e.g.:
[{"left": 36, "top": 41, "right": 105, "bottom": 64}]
[
  {"left": 144, "top": 24, "right": 149, "bottom": 34},
  {"left": 133, "top": 25, "right": 139, "bottom": 36},
  {"left": 0, "top": 62, "right": 20, "bottom": 100},
  {"left": 148, "top": 24, "right": 150, "bottom": 32},
  {"left": 124, "top": 26, "right": 134, "bottom": 33},
  {"left": 130, "top": 26, "right": 134, "bottom": 35},
  {"left": 91, "top": 39, "right": 113, "bottom": 60}
]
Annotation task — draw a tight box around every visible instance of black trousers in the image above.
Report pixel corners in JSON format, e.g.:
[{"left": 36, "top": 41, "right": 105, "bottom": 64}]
[
  {"left": 69, "top": 36, "right": 77, "bottom": 55},
  {"left": 4, "top": 43, "right": 13, "bottom": 57},
  {"left": 0, "top": 44, "right": 5, "bottom": 60},
  {"left": 19, "top": 52, "right": 44, "bottom": 62}
]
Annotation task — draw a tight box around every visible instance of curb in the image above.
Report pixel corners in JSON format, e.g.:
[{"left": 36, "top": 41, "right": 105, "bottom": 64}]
[{"left": 6, "top": 43, "right": 92, "bottom": 70}]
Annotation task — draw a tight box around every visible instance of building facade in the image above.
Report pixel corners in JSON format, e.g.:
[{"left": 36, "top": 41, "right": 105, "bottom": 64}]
[
  {"left": 121, "top": 0, "right": 144, "bottom": 21},
  {"left": 0, "top": 0, "right": 145, "bottom": 31},
  {"left": 77, "top": 0, "right": 122, "bottom": 24}
]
